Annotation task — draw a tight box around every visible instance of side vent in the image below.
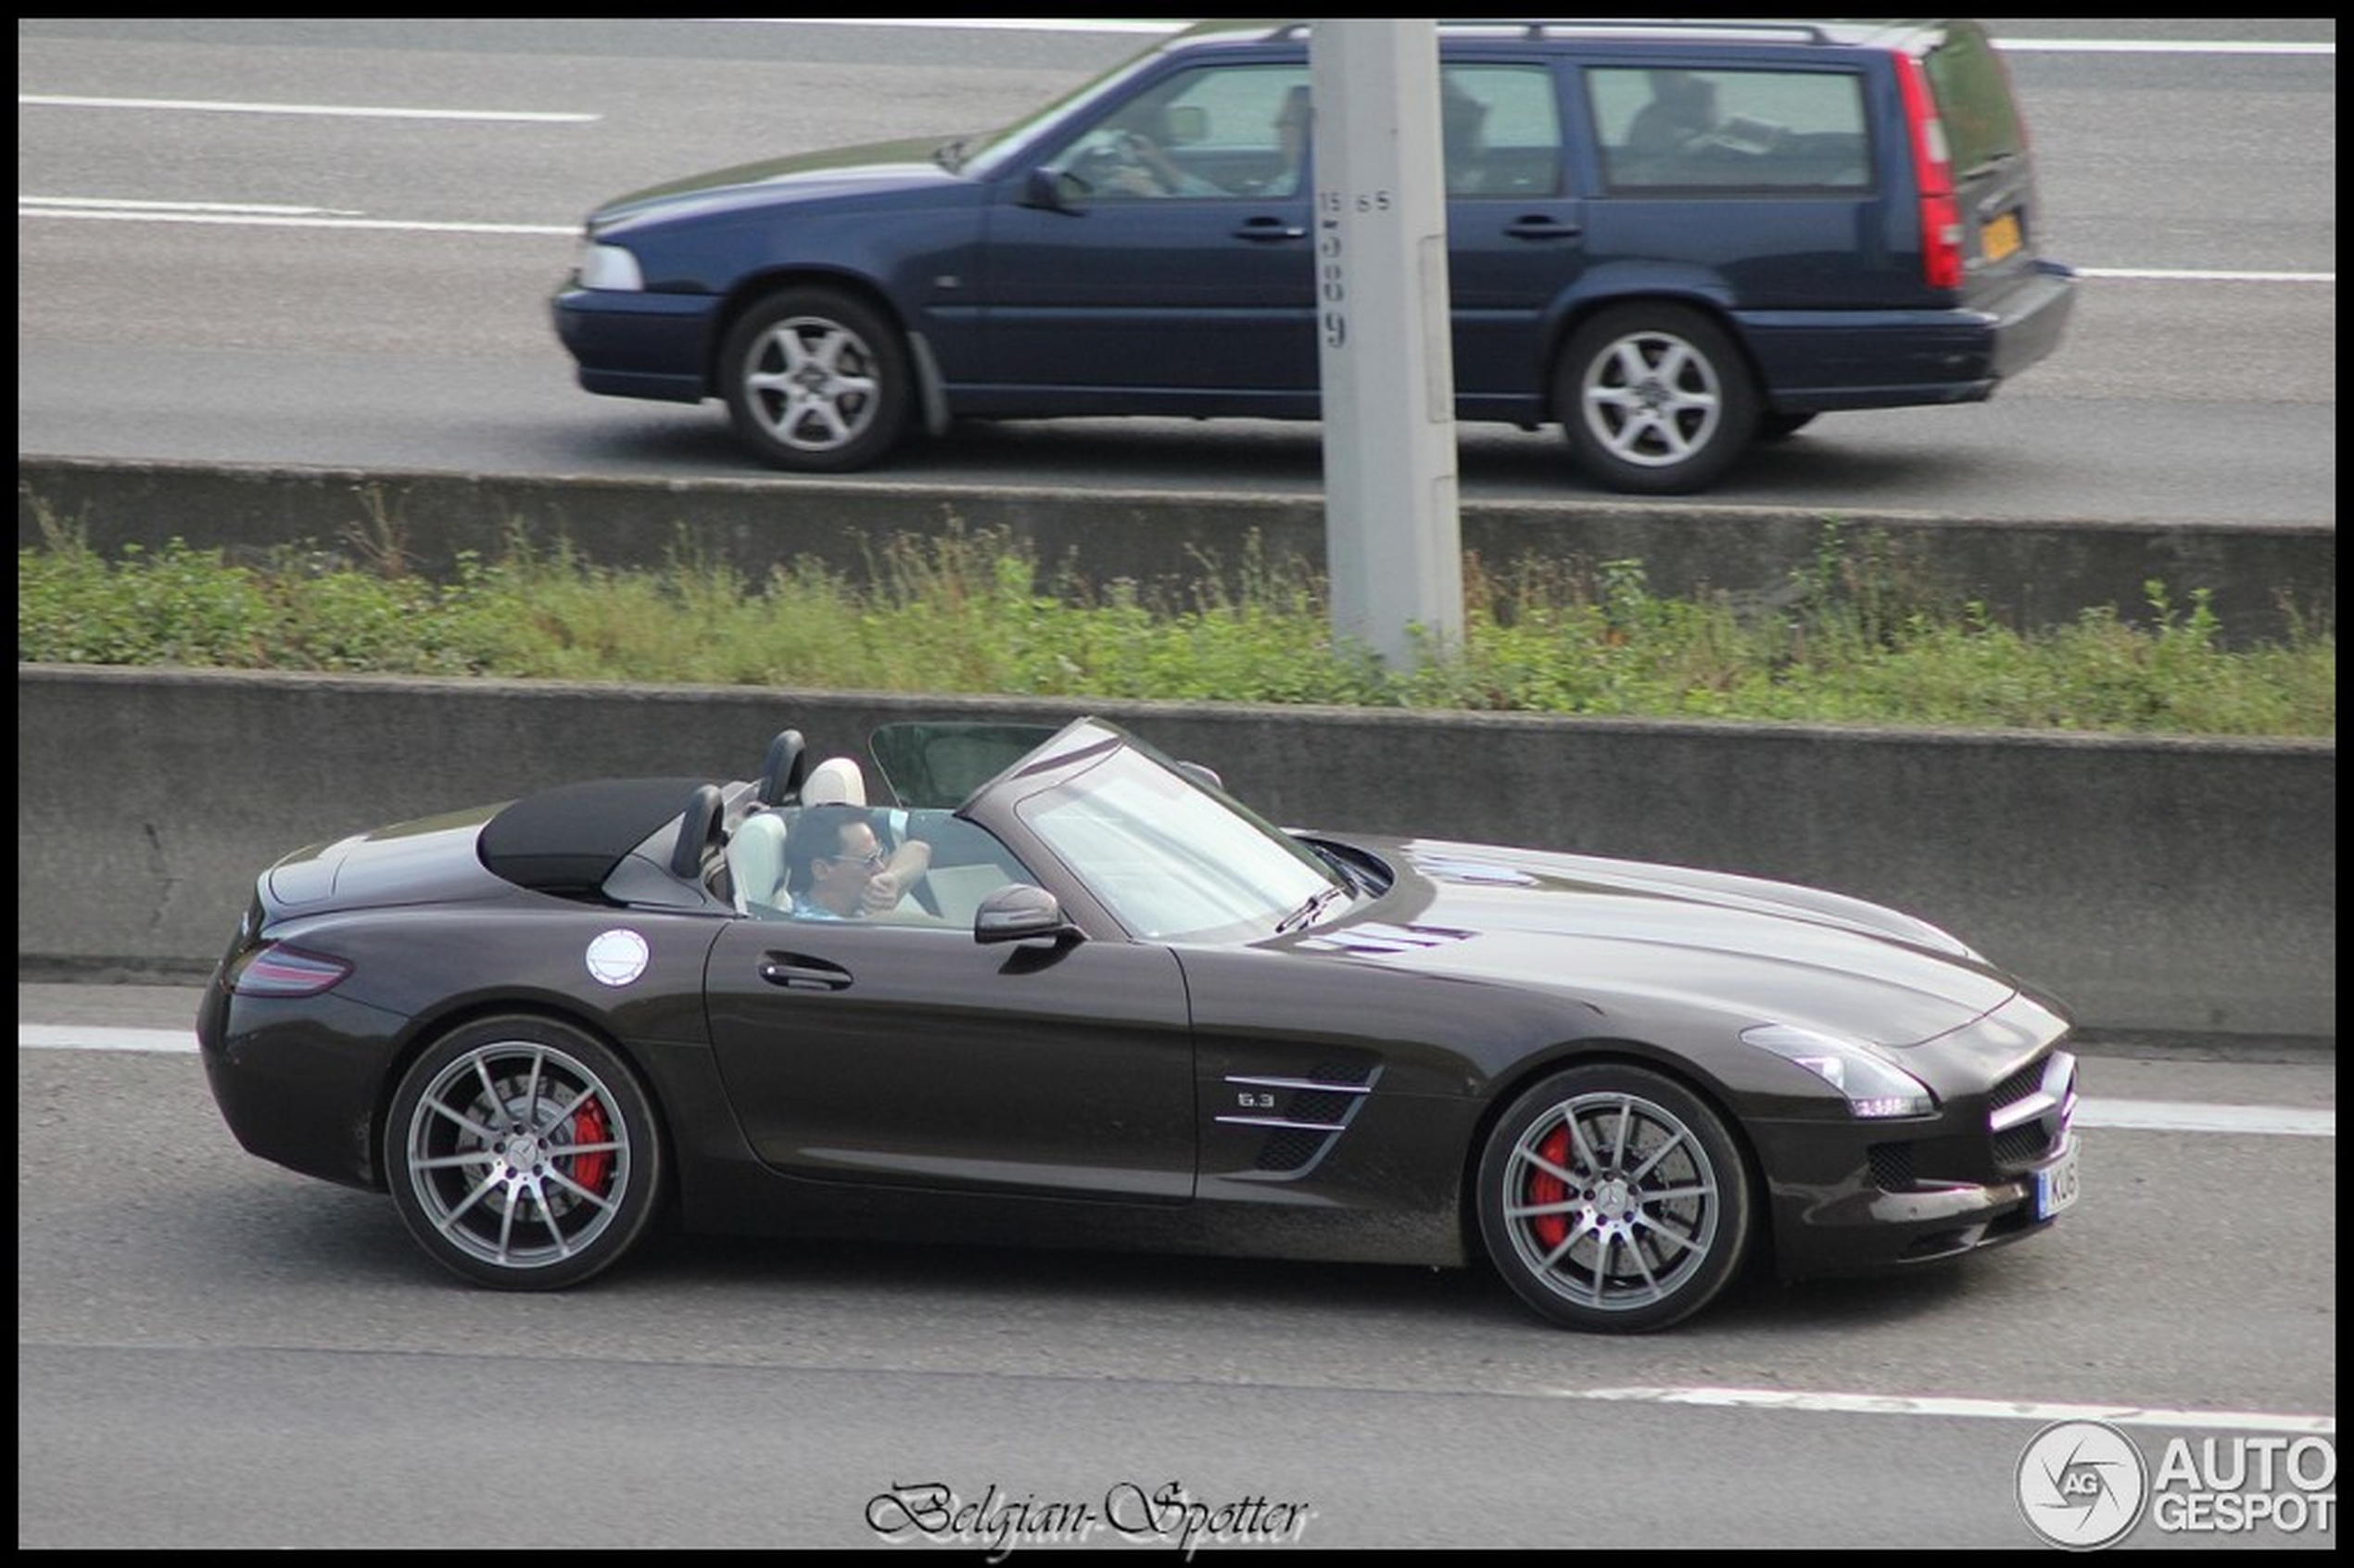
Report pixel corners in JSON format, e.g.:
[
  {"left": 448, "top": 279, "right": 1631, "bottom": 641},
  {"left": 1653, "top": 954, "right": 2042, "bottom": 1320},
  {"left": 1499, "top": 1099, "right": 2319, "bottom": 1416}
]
[{"left": 1218, "top": 1063, "right": 1381, "bottom": 1176}]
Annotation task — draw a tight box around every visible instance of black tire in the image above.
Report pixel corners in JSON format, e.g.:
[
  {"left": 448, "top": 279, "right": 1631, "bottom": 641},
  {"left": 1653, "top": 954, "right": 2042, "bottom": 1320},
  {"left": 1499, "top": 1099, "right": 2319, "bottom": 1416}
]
[
  {"left": 385, "top": 1016, "right": 664, "bottom": 1290},
  {"left": 720, "top": 287, "right": 912, "bottom": 473},
  {"left": 1476, "top": 1062, "right": 1753, "bottom": 1333},
  {"left": 1755, "top": 411, "right": 1818, "bottom": 442},
  {"left": 1556, "top": 304, "right": 1759, "bottom": 494}
]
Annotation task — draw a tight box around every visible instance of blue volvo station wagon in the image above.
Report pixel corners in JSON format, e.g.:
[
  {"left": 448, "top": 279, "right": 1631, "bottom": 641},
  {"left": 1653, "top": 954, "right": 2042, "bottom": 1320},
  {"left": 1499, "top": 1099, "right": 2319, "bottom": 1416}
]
[{"left": 554, "top": 19, "right": 2077, "bottom": 494}]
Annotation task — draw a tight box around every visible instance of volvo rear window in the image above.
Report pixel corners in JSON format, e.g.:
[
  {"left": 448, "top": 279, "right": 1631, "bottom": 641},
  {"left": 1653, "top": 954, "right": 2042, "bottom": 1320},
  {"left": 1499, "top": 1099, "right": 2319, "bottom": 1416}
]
[{"left": 1921, "top": 20, "right": 2028, "bottom": 177}]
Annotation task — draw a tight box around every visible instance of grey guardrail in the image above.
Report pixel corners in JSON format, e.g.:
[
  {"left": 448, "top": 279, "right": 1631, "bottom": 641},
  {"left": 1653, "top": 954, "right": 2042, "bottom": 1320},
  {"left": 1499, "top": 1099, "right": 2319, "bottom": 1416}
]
[
  {"left": 15, "top": 456, "right": 2337, "bottom": 647},
  {"left": 18, "top": 665, "right": 2335, "bottom": 1045}
]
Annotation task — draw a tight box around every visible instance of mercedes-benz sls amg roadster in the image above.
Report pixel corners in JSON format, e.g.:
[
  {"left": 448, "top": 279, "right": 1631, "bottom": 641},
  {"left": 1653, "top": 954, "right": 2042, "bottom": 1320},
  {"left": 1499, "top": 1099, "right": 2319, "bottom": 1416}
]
[{"left": 199, "top": 715, "right": 2080, "bottom": 1332}]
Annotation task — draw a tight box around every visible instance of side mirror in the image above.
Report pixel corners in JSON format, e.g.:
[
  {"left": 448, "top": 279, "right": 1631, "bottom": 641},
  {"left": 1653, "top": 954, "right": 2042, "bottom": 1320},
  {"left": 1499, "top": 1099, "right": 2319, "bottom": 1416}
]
[
  {"left": 1023, "top": 165, "right": 1082, "bottom": 212},
  {"left": 974, "top": 883, "right": 1082, "bottom": 946}
]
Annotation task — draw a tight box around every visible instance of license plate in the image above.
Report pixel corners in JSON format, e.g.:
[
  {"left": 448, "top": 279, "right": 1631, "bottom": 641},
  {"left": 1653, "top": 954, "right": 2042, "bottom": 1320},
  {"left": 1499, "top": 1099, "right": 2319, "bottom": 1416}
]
[
  {"left": 2035, "top": 1136, "right": 2081, "bottom": 1220},
  {"left": 1981, "top": 210, "right": 2022, "bottom": 263}
]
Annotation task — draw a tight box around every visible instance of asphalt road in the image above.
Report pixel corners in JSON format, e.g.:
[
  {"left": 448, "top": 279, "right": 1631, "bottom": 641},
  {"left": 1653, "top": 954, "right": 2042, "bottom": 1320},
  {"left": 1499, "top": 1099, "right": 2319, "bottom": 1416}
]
[
  {"left": 13, "top": 18, "right": 2339, "bottom": 525},
  {"left": 15, "top": 983, "right": 2340, "bottom": 1549}
]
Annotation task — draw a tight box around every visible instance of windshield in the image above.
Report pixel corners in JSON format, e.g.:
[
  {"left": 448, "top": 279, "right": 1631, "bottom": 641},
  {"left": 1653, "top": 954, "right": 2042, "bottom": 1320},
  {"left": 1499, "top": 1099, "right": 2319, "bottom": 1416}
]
[
  {"left": 1014, "top": 740, "right": 1339, "bottom": 942},
  {"left": 954, "top": 35, "right": 1172, "bottom": 178}
]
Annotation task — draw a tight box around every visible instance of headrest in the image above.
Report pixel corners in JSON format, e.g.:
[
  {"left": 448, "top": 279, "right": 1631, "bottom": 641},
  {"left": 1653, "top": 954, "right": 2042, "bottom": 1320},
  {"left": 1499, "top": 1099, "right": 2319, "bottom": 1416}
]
[{"left": 803, "top": 755, "right": 867, "bottom": 807}]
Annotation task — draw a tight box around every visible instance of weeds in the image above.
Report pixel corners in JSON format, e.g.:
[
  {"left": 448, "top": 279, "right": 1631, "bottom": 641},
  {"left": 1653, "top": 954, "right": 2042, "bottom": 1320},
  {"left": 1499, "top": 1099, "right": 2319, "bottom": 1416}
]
[{"left": 14, "top": 521, "right": 2335, "bottom": 739}]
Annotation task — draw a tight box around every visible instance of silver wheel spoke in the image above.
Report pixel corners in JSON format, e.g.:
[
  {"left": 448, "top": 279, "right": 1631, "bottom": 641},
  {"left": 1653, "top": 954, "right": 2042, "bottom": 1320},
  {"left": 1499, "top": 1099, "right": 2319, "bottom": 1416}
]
[
  {"left": 433, "top": 1170, "right": 500, "bottom": 1235},
  {"left": 542, "top": 1167, "right": 619, "bottom": 1215},
  {"left": 543, "top": 1137, "right": 622, "bottom": 1159},
  {"left": 1538, "top": 1212, "right": 1599, "bottom": 1271},
  {"left": 414, "top": 1150, "right": 497, "bottom": 1171},
  {"left": 1637, "top": 1210, "right": 1702, "bottom": 1258},
  {"left": 534, "top": 1184, "right": 575, "bottom": 1258},
  {"left": 424, "top": 1095, "right": 500, "bottom": 1142},
  {"left": 1628, "top": 1132, "right": 1690, "bottom": 1183}
]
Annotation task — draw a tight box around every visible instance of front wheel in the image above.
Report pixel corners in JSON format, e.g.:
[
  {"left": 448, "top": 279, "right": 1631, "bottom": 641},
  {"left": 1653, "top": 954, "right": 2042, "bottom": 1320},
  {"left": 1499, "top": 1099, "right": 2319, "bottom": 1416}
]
[
  {"left": 1476, "top": 1063, "right": 1753, "bottom": 1332},
  {"left": 1556, "top": 304, "right": 1759, "bottom": 494},
  {"left": 721, "top": 287, "right": 912, "bottom": 473},
  {"left": 385, "top": 1017, "right": 664, "bottom": 1290}
]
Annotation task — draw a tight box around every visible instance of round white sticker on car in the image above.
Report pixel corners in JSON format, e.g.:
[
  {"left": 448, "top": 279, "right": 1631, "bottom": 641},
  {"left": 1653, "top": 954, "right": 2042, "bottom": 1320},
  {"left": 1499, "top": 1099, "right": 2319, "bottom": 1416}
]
[{"left": 585, "top": 929, "right": 651, "bottom": 987}]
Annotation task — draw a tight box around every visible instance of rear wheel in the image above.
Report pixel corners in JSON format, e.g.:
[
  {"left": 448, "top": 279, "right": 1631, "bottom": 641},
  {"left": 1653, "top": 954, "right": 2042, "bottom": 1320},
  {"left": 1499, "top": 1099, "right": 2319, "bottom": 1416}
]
[
  {"left": 386, "top": 1017, "right": 664, "bottom": 1290},
  {"left": 721, "top": 287, "right": 911, "bottom": 472},
  {"left": 1476, "top": 1063, "right": 1753, "bottom": 1332},
  {"left": 1557, "top": 304, "right": 1759, "bottom": 494}
]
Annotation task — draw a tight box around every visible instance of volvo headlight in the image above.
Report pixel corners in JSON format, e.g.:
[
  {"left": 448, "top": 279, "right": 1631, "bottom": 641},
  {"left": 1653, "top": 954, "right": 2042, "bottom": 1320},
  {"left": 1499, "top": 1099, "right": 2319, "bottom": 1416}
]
[
  {"left": 576, "top": 241, "right": 644, "bottom": 291},
  {"left": 1741, "top": 1023, "right": 1935, "bottom": 1119}
]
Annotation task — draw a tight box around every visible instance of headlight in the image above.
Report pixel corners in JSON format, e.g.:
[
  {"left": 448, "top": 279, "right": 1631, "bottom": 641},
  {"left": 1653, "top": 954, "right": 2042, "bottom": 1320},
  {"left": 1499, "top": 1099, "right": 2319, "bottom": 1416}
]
[
  {"left": 1741, "top": 1023, "right": 1935, "bottom": 1119},
  {"left": 575, "top": 241, "right": 644, "bottom": 291}
]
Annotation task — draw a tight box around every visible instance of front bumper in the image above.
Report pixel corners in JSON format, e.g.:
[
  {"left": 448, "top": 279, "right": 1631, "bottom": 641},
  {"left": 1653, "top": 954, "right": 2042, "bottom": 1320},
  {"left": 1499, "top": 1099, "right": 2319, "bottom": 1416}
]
[
  {"left": 551, "top": 286, "right": 723, "bottom": 403},
  {"left": 1754, "top": 1043, "right": 2081, "bottom": 1279}
]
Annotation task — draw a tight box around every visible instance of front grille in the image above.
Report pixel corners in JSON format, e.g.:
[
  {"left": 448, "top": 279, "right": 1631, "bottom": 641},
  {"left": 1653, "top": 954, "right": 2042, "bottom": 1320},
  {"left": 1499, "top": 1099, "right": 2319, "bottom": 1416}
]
[{"left": 1987, "top": 1048, "right": 2077, "bottom": 1170}]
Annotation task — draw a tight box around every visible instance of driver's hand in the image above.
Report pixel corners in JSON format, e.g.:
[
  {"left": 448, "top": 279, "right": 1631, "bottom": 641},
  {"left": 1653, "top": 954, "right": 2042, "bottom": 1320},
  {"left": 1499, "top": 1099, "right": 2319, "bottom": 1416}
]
[{"left": 859, "top": 871, "right": 901, "bottom": 913}]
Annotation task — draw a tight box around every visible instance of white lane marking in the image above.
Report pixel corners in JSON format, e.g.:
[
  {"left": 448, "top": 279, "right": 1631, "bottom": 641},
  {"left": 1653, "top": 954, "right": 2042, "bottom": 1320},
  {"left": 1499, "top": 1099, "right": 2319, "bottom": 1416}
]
[
  {"left": 21, "top": 1026, "right": 199, "bottom": 1055},
  {"left": 2076, "top": 1099, "right": 2335, "bottom": 1136},
  {"left": 12, "top": 1023, "right": 2338, "bottom": 1140},
  {"left": 2079, "top": 267, "right": 2336, "bottom": 284},
  {"left": 1562, "top": 1386, "right": 2335, "bottom": 1435},
  {"left": 19, "top": 94, "right": 596, "bottom": 122},
  {"left": 1993, "top": 39, "right": 2335, "bottom": 56},
  {"left": 21, "top": 196, "right": 365, "bottom": 216},
  {"left": 17, "top": 205, "right": 573, "bottom": 235}
]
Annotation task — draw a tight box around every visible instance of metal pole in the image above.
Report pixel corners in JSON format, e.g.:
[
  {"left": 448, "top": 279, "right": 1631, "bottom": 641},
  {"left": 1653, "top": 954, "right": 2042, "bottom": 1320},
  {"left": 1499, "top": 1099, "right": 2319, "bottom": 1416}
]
[{"left": 1310, "top": 18, "right": 1463, "bottom": 670}]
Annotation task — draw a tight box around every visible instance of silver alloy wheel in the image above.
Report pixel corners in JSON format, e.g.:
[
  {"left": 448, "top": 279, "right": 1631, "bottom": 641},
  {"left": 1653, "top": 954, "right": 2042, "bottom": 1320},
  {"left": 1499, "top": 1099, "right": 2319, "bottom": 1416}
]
[
  {"left": 1499, "top": 1089, "right": 1723, "bottom": 1315},
  {"left": 739, "top": 313, "right": 884, "bottom": 455},
  {"left": 1578, "top": 325, "right": 1724, "bottom": 470},
  {"left": 399, "top": 1038, "right": 634, "bottom": 1273}
]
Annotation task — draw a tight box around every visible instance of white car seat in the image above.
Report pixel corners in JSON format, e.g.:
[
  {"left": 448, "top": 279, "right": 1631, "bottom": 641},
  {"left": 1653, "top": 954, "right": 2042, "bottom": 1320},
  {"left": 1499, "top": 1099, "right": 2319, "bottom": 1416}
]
[
  {"left": 802, "top": 755, "right": 867, "bottom": 807},
  {"left": 724, "top": 809, "right": 789, "bottom": 913}
]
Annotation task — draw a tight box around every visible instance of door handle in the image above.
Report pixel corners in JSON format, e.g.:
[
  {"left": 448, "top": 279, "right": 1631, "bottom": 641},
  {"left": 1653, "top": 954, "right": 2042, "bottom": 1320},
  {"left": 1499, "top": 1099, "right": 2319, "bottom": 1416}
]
[
  {"left": 1233, "top": 217, "right": 1307, "bottom": 243},
  {"left": 759, "top": 955, "right": 852, "bottom": 992},
  {"left": 1504, "top": 217, "right": 1582, "bottom": 240}
]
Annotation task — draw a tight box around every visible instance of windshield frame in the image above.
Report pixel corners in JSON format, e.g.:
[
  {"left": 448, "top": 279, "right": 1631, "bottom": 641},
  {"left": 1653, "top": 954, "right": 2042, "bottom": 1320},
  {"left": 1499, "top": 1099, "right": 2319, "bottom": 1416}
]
[{"left": 984, "top": 722, "right": 1345, "bottom": 944}]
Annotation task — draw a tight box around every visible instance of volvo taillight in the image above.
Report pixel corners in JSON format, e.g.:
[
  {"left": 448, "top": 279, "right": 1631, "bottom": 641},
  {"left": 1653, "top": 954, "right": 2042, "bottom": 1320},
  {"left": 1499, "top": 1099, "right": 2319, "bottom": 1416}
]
[{"left": 1895, "top": 54, "right": 1964, "bottom": 291}]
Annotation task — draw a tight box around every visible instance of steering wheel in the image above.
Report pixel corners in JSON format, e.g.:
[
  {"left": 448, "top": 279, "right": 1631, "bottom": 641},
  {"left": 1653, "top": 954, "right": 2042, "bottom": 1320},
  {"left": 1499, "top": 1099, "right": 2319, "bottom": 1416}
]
[{"left": 1069, "top": 130, "right": 1162, "bottom": 196}]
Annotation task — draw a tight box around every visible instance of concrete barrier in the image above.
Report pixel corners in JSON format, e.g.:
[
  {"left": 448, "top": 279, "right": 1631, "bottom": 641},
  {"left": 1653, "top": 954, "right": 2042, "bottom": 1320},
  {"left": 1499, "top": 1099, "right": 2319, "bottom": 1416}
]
[
  {"left": 18, "top": 664, "right": 2334, "bottom": 1044},
  {"left": 17, "top": 456, "right": 2336, "bottom": 647}
]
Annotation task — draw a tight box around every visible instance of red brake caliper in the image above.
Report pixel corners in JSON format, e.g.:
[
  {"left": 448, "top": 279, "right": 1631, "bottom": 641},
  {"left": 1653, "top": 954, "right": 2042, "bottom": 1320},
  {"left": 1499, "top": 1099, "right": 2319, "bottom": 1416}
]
[
  {"left": 1527, "top": 1124, "right": 1572, "bottom": 1249},
  {"left": 566, "top": 1096, "right": 614, "bottom": 1195}
]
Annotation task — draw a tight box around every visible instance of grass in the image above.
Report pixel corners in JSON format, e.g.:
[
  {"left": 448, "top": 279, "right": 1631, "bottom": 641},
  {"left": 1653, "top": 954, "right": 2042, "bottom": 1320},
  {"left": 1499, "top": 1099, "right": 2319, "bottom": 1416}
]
[{"left": 14, "top": 512, "right": 2335, "bottom": 739}]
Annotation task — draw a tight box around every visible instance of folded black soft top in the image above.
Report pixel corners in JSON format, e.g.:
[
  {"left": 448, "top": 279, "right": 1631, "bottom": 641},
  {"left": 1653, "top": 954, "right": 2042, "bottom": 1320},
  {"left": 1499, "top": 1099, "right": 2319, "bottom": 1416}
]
[{"left": 477, "top": 777, "right": 713, "bottom": 896}]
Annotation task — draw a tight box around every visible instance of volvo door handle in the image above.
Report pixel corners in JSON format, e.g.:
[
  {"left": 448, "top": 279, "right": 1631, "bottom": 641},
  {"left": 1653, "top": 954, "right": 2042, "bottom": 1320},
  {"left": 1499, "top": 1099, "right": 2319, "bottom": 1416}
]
[
  {"left": 760, "top": 955, "right": 852, "bottom": 992},
  {"left": 1233, "top": 217, "right": 1307, "bottom": 242},
  {"left": 1503, "top": 217, "right": 1582, "bottom": 240}
]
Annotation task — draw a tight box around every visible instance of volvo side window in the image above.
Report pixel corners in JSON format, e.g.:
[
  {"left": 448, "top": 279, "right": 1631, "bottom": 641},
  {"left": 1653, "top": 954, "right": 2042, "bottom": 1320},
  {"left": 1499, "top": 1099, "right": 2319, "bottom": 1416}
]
[{"left": 1591, "top": 67, "right": 1871, "bottom": 192}]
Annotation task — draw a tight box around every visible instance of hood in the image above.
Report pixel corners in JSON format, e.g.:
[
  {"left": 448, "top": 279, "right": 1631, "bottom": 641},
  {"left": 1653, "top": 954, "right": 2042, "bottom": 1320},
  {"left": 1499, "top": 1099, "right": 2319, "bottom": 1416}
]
[
  {"left": 588, "top": 135, "right": 963, "bottom": 234},
  {"left": 1298, "top": 836, "right": 2018, "bottom": 1047}
]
